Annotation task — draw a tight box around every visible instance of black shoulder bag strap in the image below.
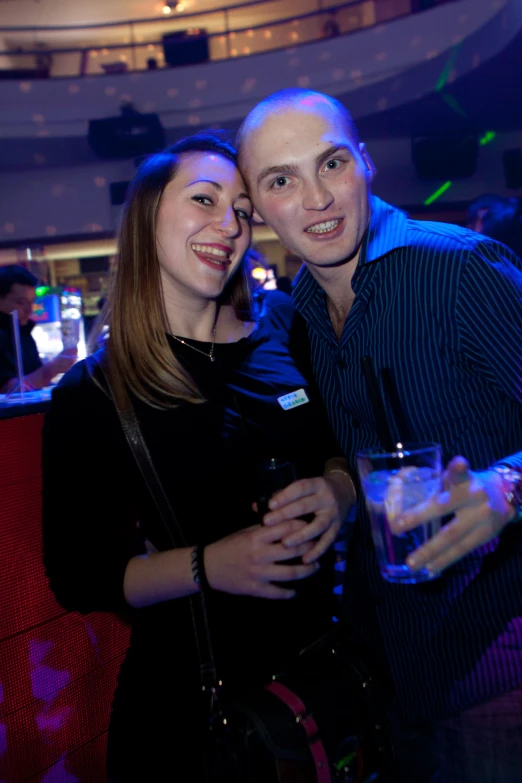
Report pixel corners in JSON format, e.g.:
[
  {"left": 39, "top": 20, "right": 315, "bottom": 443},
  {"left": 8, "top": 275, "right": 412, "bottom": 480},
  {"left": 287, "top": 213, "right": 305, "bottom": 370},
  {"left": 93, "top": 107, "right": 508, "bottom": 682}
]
[{"left": 95, "top": 359, "right": 219, "bottom": 695}]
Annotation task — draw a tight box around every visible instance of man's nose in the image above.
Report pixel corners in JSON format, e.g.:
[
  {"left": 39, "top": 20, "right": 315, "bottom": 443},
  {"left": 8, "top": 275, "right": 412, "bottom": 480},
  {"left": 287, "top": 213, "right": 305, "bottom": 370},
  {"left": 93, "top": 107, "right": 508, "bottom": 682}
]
[{"left": 302, "top": 178, "right": 334, "bottom": 211}]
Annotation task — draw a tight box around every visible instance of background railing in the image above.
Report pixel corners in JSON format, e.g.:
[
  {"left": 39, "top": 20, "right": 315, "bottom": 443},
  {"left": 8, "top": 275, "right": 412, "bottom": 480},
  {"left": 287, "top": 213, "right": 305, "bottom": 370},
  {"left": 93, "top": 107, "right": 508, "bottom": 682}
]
[{"left": 0, "top": 0, "right": 457, "bottom": 79}]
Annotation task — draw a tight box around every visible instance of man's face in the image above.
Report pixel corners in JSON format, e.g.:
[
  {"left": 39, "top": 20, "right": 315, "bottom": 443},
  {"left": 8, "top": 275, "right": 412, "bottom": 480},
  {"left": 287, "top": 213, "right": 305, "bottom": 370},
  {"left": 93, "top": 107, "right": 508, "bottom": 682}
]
[
  {"left": 0, "top": 283, "right": 36, "bottom": 325},
  {"left": 241, "top": 104, "right": 373, "bottom": 269}
]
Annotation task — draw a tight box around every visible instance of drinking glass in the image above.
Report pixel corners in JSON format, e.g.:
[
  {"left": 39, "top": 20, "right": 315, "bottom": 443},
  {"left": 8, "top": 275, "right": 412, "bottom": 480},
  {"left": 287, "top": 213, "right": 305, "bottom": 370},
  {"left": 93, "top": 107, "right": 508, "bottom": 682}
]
[
  {"left": 257, "top": 458, "right": 296, "bottom": 517},
  {"left": 357, "top": 443, "right": 443, "bottom": 584}
]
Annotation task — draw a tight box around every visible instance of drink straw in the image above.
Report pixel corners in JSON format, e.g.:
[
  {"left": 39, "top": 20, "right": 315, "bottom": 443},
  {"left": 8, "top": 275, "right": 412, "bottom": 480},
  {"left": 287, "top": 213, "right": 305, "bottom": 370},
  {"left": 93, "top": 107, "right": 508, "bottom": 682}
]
[
  {"left": 361, "top": 356, "right": 395, "bottom": 451},
  {"left": 381, "top": 367, "right": 412, "bottom": 443},
  {"left": 10, "top": 310, "right": 24, "bottom": 399}
]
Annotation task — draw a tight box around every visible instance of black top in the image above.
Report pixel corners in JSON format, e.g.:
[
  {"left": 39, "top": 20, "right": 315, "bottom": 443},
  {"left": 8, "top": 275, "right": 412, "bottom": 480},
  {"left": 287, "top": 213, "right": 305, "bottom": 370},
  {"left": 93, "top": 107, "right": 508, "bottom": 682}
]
[
  {"left": 42, "top": 299, "right": 341, "bottom": 778},
  {"left": 0, "top": 311, "right": 42, "bottom": 389}
]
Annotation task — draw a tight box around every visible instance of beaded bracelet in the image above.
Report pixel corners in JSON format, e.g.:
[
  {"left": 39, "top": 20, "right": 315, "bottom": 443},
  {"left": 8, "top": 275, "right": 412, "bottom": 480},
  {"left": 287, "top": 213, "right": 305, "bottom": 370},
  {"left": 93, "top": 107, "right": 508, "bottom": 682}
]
[
  {"left": 191, "top": 544, "right": 211, "bottom": 592},
  {"left": 326, "top": 468, "right": 358, "bottom": 503}
]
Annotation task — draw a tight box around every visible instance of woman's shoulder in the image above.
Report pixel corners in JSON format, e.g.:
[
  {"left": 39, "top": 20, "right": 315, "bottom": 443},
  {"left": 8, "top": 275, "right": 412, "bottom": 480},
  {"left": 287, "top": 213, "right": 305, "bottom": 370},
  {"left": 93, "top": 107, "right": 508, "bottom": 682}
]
[{"left": 51, "top": 350, "right": 107, "bottom": 408}]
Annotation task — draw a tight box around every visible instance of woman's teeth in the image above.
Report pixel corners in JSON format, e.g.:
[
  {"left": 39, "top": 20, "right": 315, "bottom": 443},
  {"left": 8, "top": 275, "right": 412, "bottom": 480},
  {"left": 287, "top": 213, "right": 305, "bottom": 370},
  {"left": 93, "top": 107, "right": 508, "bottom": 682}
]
[{"left": 191, "top": 244, "right": 229, "bottom": 258}]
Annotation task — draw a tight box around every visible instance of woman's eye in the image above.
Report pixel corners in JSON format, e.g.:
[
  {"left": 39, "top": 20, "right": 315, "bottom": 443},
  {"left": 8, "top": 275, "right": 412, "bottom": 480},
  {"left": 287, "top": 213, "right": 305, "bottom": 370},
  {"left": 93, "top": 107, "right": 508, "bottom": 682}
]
[
  {"left": 192, "top": 195, "right": 213, "bottom": 206},
  {"left": 272, "top": 176, "right": 290, "bottom": 189},
  {"left": 235, "top": 208, "right": 252, "bottom": 220}
]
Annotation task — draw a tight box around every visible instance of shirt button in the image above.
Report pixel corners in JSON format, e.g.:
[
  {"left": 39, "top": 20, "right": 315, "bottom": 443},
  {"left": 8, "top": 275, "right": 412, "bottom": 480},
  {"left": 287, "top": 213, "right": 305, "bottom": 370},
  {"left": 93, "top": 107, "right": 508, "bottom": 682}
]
[{"left": 336, "top": 360, "right": 345, "bottom": 369}]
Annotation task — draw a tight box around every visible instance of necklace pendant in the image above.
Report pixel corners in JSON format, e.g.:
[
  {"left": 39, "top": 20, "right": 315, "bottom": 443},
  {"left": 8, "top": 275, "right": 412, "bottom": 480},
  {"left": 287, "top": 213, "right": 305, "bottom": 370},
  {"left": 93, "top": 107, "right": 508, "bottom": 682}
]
[{"left": 210, "top": 354, "right": 215, "bottom": 362}]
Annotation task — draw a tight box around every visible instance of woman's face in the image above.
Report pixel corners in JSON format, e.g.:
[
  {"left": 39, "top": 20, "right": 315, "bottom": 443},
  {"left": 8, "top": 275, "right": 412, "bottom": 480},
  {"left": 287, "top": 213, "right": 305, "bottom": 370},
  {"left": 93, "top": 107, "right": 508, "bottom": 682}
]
[{"left": 156, "top": 152, "right": 252, "bottom": 307}]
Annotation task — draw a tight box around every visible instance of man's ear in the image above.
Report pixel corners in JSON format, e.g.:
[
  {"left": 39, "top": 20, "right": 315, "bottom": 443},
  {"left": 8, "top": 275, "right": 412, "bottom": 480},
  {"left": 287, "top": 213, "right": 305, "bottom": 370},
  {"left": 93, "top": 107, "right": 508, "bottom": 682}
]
[
  {"left": 252, "top": 209, "right": 264, "bottom": 224},
  {"left": 359, "top": 142, "right": 376, "bottom": 181}
]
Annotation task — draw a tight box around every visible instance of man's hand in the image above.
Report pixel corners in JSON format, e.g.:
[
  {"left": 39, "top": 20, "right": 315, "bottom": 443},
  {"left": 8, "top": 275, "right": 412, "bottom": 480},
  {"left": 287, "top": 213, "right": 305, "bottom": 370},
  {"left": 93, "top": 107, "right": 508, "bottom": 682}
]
[
  {"left": 389, "top": 456, "right": 516, "bottom": 574},
  {"left": 49, "top": 349, "right": 78, "bottom": 376},
  {"left": 261, "top": 475, "right": 349, "bottom": 564}
]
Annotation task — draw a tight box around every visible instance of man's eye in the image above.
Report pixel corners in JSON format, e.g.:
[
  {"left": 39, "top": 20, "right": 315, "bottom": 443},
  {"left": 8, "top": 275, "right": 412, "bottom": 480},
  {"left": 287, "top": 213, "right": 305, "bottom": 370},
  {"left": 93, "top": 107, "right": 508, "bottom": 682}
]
[
  {"left": 192, "top": 195, "right": 213, "bottom": 206},
  {"left": 325, "top": 159, "right": 342, "bottom": 171},
  {"left": 273, "top": 176, "right": 290, "bottom": 189}
]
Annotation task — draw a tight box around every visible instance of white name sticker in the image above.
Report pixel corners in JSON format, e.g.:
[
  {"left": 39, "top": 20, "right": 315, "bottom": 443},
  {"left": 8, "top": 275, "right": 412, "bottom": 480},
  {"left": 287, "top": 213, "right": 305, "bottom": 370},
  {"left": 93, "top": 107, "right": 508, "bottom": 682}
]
[{"left": 277, "top": 388, "right": 310, "bottom": 411}]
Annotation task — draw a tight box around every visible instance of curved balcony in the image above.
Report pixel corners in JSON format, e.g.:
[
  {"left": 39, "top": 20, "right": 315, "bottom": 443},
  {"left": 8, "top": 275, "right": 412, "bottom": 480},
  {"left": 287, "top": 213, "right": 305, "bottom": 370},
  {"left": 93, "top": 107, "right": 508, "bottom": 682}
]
[{"left": 0, "top": 0, "right": 456, "bottom": 79}]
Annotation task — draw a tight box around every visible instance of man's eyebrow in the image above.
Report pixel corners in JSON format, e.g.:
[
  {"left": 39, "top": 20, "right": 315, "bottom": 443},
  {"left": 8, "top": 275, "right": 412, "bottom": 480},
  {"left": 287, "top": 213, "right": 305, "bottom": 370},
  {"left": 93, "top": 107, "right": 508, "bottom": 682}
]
[
  {"left": 316, "top": 144, "right": 352, "bottom": 167},
  {"left": 256, "top": 144, "right": 353, "bottom": 186},
  {"left": 256, "top": 163, "right": 298, "bottom": 186}
]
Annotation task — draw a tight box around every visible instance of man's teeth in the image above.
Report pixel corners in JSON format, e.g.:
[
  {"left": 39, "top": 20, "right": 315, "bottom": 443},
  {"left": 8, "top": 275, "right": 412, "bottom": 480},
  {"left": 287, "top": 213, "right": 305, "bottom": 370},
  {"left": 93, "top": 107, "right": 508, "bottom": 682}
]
[
  {"left": 191, "top": 244, "right": 229, "bottom": 258},
  {"left": 306, "top": 219, "right": 341, "bottom": 234}
]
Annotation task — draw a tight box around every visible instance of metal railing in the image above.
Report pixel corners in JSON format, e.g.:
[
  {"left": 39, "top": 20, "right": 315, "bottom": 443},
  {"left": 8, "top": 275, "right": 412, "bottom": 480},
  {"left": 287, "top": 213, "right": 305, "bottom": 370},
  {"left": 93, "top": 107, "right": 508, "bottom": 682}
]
[{"left": 0, "top": 0, "right": 456, "bottom": 79}]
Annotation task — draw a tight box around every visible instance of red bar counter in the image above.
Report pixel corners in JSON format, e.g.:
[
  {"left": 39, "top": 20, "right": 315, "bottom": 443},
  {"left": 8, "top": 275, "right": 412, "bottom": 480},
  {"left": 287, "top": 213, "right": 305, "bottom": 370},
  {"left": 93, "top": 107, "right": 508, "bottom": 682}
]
[{"left": 0, "top": 404, "right": 130, "bottom": 782}]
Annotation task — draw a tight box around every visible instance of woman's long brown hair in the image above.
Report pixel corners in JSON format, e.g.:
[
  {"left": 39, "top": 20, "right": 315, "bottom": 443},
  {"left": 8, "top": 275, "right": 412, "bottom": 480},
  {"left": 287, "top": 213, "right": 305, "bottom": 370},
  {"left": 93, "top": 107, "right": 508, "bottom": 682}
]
[{"left": 89, "top": 132, "right": 253, "bottom": 409}]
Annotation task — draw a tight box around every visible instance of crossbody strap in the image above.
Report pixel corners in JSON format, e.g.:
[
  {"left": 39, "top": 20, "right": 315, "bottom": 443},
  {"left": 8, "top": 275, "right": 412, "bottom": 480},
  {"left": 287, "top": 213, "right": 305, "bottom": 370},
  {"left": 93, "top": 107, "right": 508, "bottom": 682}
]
[{"left": 94, "top": 358, "right": 219, "bottom": 693}]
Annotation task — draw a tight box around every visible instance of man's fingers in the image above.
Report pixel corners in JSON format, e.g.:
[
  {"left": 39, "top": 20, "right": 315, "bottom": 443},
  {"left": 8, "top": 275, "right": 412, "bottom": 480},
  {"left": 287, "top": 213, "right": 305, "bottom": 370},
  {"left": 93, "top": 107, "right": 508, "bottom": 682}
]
[
  {"left": 405, "top": 514, "right": 478, "bottom": 570},
  {"left": 444, "top": 456, "right": 472, "bottom": 488},
  {"left": 390, "top": 494, "right": 451, "bottom": 532},
  {"left": 414, "top": 526, "right": 489, "bottom": 574}
]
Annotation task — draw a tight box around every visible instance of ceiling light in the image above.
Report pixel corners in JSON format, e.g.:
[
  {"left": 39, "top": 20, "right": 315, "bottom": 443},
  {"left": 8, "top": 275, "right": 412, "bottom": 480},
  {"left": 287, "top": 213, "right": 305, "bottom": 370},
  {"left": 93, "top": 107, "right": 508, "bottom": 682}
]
[{"left": 162, "top": 0, "right": 179, "bottom": 12}]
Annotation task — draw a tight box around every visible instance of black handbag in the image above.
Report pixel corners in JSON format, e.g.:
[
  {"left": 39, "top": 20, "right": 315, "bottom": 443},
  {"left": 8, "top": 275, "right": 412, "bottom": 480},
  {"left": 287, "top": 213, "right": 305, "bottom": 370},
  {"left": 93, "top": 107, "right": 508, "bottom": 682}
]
[
  {"left": 206, "top": 627, "right": 394, "bottom": 783},
  {"left": 98, "top": 362, "right": 395, "bottom": 783}
]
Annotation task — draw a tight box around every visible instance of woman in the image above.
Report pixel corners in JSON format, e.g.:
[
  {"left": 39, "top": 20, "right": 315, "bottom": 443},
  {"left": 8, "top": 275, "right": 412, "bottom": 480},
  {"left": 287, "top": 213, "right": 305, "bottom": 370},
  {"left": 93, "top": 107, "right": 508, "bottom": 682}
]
[{"left": 42, "top": 132, "right": 356, "bottom": 780}]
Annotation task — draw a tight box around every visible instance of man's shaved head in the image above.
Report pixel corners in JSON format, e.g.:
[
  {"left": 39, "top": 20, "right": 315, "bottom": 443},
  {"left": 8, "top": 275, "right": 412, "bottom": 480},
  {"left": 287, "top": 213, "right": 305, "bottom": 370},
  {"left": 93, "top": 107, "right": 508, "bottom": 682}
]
[{"left": 237, "top": 88, "right": 359, "bottom": 170}]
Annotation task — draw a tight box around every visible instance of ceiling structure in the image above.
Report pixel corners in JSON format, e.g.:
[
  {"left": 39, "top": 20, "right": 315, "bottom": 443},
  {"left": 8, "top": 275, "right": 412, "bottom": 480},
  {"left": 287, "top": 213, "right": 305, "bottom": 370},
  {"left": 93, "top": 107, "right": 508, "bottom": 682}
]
[
  {"left": 0, "top": 0, "right": 337, "bottom": 69},
  {"left": 1, "top": 0, "right": 521, "bottom": 247},
  {"left": 0, "top": 0, "right": 255, "bottom": 27}
]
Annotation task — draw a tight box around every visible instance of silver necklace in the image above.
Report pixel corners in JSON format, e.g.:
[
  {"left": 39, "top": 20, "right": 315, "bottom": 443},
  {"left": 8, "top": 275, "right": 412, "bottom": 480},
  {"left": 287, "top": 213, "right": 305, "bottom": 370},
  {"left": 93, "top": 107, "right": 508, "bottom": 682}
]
[{"left": 171, "top": 324, "right": 217, "bottom": 362}]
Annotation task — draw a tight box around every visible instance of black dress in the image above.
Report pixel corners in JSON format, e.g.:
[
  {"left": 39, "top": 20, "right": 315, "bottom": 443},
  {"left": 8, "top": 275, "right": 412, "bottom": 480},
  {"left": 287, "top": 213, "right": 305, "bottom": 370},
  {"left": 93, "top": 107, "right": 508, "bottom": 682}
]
[{"left": 42, "top": 301, "right": 341, "bottom": 781}]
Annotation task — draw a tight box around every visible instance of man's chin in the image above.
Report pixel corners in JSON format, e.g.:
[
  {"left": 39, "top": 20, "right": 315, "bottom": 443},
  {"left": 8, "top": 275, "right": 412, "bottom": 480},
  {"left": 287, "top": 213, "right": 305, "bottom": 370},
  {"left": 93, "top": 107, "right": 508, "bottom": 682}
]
[{"left": 306, "top": 252, "right": 357, "bottom": 269}]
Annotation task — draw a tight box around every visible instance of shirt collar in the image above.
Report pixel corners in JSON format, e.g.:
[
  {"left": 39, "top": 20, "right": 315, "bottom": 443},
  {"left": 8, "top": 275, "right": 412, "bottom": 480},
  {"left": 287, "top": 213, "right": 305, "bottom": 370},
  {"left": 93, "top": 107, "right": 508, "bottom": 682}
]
[{"left": 293, "top": 195, "right": 410, "bottom": 313}]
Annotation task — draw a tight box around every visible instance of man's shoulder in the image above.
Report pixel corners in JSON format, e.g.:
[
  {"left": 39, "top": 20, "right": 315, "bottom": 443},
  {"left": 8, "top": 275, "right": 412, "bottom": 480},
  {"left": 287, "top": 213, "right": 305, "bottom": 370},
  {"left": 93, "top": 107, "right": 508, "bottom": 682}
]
[{"left": 403, "top": 216, "right": 484, "bottom": 254}]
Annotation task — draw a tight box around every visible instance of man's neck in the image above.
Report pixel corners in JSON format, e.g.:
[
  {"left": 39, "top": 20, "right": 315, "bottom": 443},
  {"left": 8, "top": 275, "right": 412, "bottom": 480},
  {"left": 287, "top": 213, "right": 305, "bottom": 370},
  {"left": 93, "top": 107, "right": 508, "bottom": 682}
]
[{"left": 306, "top": 254, "right": 359, "bottom": 340}]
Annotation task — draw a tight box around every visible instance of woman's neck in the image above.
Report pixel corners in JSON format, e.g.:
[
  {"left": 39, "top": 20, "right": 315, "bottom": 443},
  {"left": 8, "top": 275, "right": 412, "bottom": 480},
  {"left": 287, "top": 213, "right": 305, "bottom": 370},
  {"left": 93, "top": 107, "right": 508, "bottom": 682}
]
[
  {"left": 167, "top": 301, "right": 218, "bottom": 342},
  {"left": 215, "top": 305, "right": 256, "bottom": 343},
  {"left": 165, "top": 296, "right": 254, "bottom": 344}
]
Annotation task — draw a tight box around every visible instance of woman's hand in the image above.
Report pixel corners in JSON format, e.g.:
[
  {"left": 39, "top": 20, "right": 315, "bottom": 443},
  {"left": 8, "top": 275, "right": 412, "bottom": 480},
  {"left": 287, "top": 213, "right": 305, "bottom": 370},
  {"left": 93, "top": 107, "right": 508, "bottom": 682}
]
[
  {"left": 261, "top": 471, "right": 354, "bottom": 563},
  {"left": 204, "top": 519, "right": 318, "bottom": 599}
]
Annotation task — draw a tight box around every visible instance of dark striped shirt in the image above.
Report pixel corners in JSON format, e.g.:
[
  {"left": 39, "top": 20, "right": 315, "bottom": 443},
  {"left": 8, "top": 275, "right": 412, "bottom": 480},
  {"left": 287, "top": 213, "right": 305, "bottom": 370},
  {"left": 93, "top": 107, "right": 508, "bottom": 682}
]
[{"left": 293, "top": 196, "right": 522, "bottom": 724}]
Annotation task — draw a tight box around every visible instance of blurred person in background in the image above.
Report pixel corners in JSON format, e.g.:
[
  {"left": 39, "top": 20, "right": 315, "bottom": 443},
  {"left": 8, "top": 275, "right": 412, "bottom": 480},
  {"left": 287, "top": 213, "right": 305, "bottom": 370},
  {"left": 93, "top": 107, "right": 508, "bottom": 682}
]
[
  {"left": 276, "top": 276, "right": 293, "bottom": 296},
  {"left": 466, "top": 193, "right": 522, "bottom": 257},
  {"left": 0, "top": 265, "right": 76, "bottom": 393}
]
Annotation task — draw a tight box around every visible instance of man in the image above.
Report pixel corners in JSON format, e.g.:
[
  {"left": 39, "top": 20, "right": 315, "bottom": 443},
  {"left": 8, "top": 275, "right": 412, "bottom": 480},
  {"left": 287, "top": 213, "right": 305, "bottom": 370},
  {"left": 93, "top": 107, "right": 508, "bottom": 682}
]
[
  {"left": 0, "top": 265, "right": 76, "bottom": 393},
  {"left": 467, "top": 193, "right": 522, "bottom": 258},
  {"left": 237, "top": 89, "right": 522, "bottom": 782}
]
